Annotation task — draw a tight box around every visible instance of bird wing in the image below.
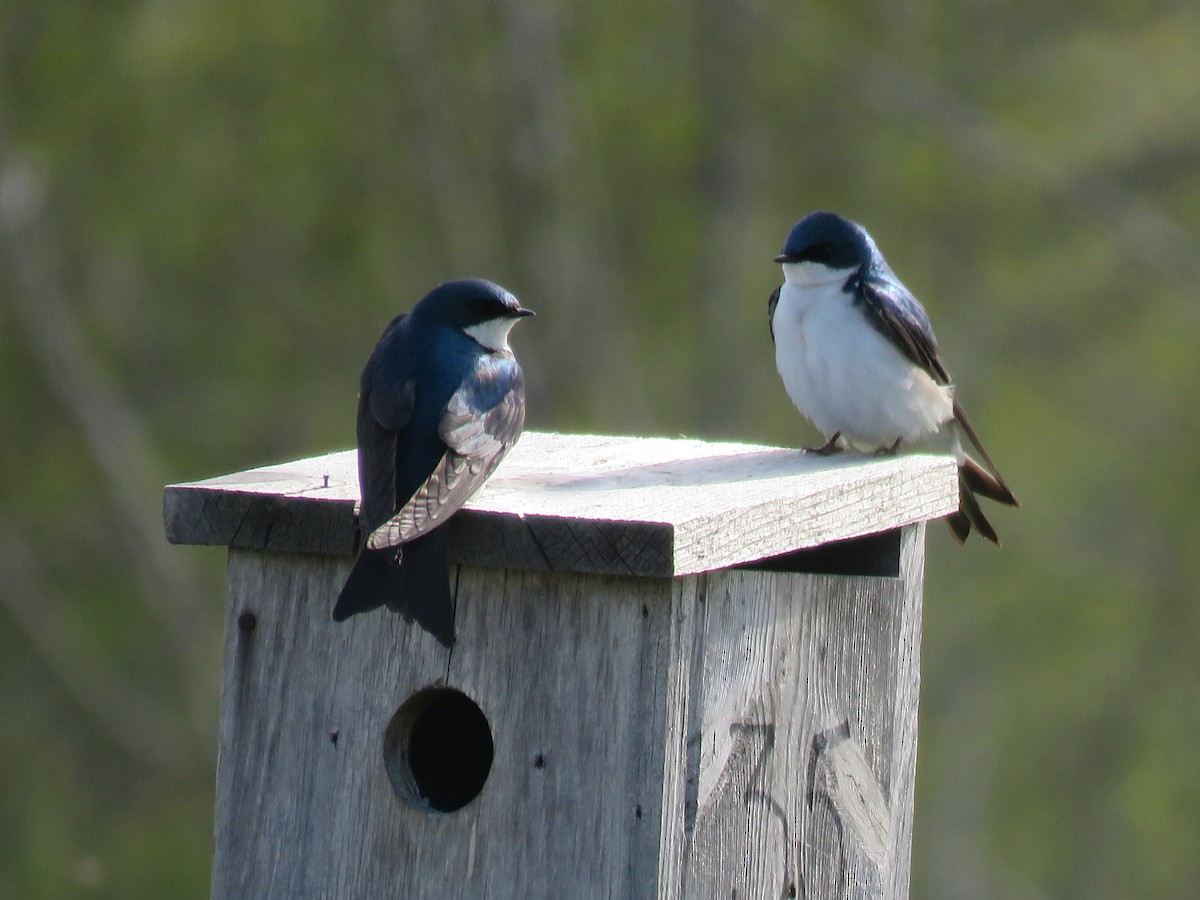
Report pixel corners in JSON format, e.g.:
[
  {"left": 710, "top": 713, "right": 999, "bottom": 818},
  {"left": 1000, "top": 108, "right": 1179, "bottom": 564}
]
[
  {"left": 857, "top": 275, "right": 1018, "bottom": 504},
  {"left": 854, "top": 274, "right": 950, "bottom": 384},
  {"left": 768, "top": 285, "right": 781, "bottom": 344},
  {"left": 356, "top": 315, "right": 418, "bottom": 533},
  {"left": 367, "top": 362, "right": 525, "bottom": 549}
]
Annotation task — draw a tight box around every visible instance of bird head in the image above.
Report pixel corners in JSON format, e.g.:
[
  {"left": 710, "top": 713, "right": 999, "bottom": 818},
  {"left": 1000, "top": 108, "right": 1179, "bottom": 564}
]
[
  {"left": 774, "top": 211, "right": 882, "bottom": 283},
  {"left": 414, "top": 279, "right": 535, "bottom": 351}
]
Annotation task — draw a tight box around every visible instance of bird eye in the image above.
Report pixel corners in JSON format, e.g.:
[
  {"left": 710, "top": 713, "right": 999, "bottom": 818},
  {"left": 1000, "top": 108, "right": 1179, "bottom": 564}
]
[
  {"left": 469, "top": 298, "right": 493, "bottom": 316},
  {"left": 806, "top": 242, "right": 834, "bottom": 261}
]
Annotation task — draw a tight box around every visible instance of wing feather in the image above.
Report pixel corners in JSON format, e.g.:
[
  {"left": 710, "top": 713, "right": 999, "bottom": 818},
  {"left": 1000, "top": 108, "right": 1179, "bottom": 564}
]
[
  {"left": 856, "top": 275, "right": 1019, "bottom": 506},
  {"left": 367, "top": 368, "right": 525, "bottom": 549},
  {"left": 357, "top": 332, "right": 416, "bottom": 533},
  {"left": 854, "top": 275, "right": 949, "bottom": 384},
  {"left": 768, "top": 285, "right": 781, "bottom": 344},
  {"left": 356, "top": 391, "right": 399, "bottom": 532}
]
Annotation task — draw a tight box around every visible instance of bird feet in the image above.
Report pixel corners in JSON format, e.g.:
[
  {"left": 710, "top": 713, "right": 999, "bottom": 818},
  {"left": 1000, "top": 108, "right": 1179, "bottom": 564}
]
[
  {"left": 804, "top": 433, "right": 844, "bottom": 456},
  {"left": 873, "top": 438, "right": 902, "bottom": 457}
]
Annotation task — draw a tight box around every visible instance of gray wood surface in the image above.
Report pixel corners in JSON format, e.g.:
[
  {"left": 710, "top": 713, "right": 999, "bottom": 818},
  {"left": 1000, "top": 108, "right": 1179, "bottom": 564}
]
[
  {"left": 213, "top": 548, "right": 679, "bottom": 899},
  {"left": 188, "top": 431, "right": 937, "bottom": 898},
  {"left": 669, "top": 525, "right": 926, "bottom": 899},
  {"left": 166, "top": 431, "right": 955, "bottom": 576},
  {"left": 211, "top": 525, "right": 925, "bottom": 899}
]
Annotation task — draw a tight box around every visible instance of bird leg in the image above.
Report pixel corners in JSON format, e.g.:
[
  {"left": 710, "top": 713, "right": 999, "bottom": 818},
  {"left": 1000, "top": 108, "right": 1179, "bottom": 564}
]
[
  {"left": 873, "top": 437, "right": 902, "bottom": 457},
  {"left": 804, "top": 432, "right": 844, "bottom": 456}
]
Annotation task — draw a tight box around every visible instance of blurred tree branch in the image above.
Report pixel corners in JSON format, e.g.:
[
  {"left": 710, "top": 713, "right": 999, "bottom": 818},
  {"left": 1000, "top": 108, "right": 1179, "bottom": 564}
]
[
  {"left": 693, "top": 0, "right": 765, "bottom": 432},
  {"left": 0, "top": 517, "right": 205, "bottom": 778},
  {"left": 855, "top": 60, "right": 1200, "bottom": 288},
  {"left": 0, "top": 154, "right": 219, "bottom": 745},
  {"left": 497, "top": 0, "right": 651, "bottom": 427}
]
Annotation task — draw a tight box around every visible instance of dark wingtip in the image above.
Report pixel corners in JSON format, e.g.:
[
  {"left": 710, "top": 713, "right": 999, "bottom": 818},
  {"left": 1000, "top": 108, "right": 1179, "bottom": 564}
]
[
  {"left": 944, "top": 511, "right": 970, "bottom": 544},
  {"left": 958, "top": 473, "right": 1002, "bottom": 546},
  {"left": 384, "top": 527, "right": 457, "bottom": 648},
  {"left": 332, "top": 531, "right": 458, "bottom": 646},
  {"left": 333, "top": 549, "right": 391, "bottom": 621},
  {"left": 403, "top": 606, "right": 456, "bottom": 648},
  {"left": 961, "top": 455, "right": 1020, "bottom": 508}
]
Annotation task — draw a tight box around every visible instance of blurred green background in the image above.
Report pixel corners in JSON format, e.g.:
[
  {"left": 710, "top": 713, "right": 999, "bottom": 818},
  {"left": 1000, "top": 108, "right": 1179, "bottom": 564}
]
[{"left": 2, "top": 1, "right": 1198, "bottom": 896}]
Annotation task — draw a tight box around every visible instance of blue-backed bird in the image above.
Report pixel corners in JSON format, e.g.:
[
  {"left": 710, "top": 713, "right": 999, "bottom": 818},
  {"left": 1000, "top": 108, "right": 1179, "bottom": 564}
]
[
  {"left": 333, "top": 279, "right": 533, "bottom": 645},
  {"left": 768, "top": 211, "right": 1018, "bottom": 543}
]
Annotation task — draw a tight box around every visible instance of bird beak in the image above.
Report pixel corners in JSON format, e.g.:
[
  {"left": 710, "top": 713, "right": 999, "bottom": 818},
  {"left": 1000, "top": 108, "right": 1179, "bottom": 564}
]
[
  {"left": 512, "top": 307, "right": 536, "bottom": 318},
  {"left": 774, "top": 253, "right": 798, "bottom": 264}
]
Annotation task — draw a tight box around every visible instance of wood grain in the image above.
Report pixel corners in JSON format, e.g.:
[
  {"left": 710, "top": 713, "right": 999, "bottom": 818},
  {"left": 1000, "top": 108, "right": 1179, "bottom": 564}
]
[
  {"left": 166, "top": 431, "right": 956, "bottom": 576},
  {"left": 210, "top": 526, "right": 924, "bottom": 898},
  {"left": 212, "top": 549, "right": 678, "bottom": 898},
  {"left": 673, "top": 525, "right": 926, "bottom": 899},
  {"left": 193, "top": 433, "right": 935, "bottom": 898}
]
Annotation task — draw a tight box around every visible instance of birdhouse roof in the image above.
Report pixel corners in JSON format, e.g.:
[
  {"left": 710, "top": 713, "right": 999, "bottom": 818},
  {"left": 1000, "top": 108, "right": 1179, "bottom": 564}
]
[{"left": 164, "top": 431, "right": 956, "bottom": 577}]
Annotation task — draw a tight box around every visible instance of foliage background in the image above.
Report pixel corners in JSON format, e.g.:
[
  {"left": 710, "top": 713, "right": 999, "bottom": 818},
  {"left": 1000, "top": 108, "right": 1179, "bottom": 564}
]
[{"left": 2, "top": 1, "right": 1198, "bottom": 896}]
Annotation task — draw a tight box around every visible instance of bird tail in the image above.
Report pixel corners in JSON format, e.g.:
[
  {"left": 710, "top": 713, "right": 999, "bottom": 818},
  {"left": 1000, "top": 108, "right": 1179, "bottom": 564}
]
[
  {"left": 943, "top": 400, "right": 1020, "bottom": 545},
  {"left": 332, "top": 526, "right": 457, "bottom": 648},
  {"left": 945, "top": 455, "right": 1021, "bottom": 546}
]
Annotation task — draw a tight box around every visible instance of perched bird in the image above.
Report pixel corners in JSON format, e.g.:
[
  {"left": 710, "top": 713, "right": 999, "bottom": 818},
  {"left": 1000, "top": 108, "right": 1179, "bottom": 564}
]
[
  {"left": 769, "top": 211, "right": 1018, "bottom": 543},
  {"left": 333, "top": 279, "right": 534, "bottom": 646}
]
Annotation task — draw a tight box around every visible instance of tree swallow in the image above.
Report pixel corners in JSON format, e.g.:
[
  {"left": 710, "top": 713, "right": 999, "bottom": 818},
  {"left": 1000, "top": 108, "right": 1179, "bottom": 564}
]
[
  {"left": 769, "top": 211, "right": 1018, "bottom": 543},
  {"left": 333, "top": 278, "right": 534, "bottom": 646}
]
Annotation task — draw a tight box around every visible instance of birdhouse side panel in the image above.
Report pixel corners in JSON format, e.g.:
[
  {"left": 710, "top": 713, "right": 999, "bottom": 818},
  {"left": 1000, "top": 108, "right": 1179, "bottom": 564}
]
[{"left": 681, "top": 524, "right": 925, "bottom": 899}]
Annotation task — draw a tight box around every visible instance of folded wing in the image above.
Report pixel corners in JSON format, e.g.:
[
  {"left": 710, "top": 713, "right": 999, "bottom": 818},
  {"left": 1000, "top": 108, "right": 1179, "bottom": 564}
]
[{"left": 367, "top": 364, "right": 525, "bottom": 549}]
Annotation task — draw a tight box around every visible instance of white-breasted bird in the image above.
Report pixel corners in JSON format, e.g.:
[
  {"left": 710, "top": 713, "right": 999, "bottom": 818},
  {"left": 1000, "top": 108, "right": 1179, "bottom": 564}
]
[{"left": 769, "top": 211, "right": 1018, "bottom": 543}]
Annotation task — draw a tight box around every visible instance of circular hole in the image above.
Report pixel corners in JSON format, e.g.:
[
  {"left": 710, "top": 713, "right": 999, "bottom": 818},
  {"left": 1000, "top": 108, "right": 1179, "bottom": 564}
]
[{"left": 383, "top": 686, "right": 494, "bottom": 813}]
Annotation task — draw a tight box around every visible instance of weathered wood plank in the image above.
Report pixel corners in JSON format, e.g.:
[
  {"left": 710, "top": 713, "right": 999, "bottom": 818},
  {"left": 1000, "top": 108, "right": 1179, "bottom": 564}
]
[
  {"left": 211, "top": 525, "right": 925, "bottom": 899},
  {"left": 166, "top": 431, "right": 956, "bottom": 578},
  {"left": 885, "top": 525, "right": 924, "bottom": 900},
  {"left": 213, "top": 548, "right": 680, "bottom": 899},
  {"left": 163, "top": 451, "right": 359, "bottom": 554},
  {"left": 676, "top": 525, "right": 925, "bottom": 899}
]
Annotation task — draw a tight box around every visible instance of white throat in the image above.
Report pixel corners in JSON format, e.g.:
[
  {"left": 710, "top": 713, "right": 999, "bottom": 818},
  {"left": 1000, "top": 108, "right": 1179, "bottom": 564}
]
[
  {"left": 780, "top": 261, "right": 857, "bottom": 288},
  {"left": 464, "top": 317, "right": 518, "bottom": 352}
]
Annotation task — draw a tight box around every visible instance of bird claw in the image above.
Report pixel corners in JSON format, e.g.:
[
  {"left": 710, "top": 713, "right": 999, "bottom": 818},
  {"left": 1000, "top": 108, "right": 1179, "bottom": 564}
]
[
  {"left": 873, "top": 438, "right": 902, "bottom": 457},
  {"left": 804, "top": 433, "right": 844, "bottom": 456}
]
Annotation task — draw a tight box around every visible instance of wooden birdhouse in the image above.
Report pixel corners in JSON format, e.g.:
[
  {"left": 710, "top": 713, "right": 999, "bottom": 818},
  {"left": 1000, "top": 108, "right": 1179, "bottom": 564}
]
[{"left": 163, "top": 431, "right": 956, "bottom": 899}]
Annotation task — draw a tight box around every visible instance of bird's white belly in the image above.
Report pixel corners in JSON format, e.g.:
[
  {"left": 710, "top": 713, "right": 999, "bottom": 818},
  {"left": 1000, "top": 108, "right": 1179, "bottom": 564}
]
[{"left": 773, "top": 281, "right": 952, "bottom": 450}]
